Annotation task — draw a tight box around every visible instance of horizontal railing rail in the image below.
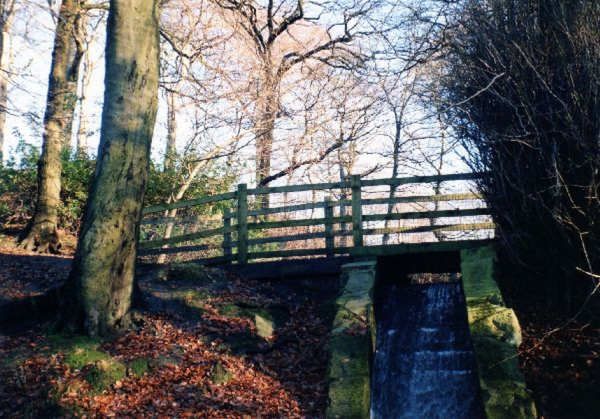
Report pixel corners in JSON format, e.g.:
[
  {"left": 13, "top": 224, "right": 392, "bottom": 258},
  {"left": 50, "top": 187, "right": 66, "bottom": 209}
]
[{"left": 139, "top": 172, "right": 494, "bottom": 263}]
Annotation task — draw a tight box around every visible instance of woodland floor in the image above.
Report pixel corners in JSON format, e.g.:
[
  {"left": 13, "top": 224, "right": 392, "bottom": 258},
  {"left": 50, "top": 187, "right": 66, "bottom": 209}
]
[
  {"left": 0, "top": 232, "right": 599, "bottom": 418},
  {"left": 0, "top": 233, "right": 336, "bottom": 417}
]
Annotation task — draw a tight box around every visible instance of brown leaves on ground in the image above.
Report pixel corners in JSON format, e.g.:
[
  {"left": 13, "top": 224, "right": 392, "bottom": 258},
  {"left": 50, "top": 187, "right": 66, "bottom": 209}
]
[
  {"left": 518, "top": 310, "right": 600, "bottom": 419},
  {"left": 0, "top": 268, "right": 333, "bottom": 418},
  {"left": 0, "top": 231, "right": 72, "bottom": 303}
]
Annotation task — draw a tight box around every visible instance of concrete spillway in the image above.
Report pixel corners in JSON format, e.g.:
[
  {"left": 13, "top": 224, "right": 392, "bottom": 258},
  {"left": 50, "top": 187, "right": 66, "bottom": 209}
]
[{"left": 371, "top": 282, "right": 485, "bottom": 419}]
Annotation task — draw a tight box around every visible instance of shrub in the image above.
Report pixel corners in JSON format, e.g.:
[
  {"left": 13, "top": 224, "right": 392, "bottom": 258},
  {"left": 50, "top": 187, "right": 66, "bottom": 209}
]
[{"left": 0, "top": 142, "right": 235, "bottom": 235}]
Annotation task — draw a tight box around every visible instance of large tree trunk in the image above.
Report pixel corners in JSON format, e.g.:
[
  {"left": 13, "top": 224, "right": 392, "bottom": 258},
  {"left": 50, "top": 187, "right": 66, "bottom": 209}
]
[
  {"left": 0, "top": 0, "right": 15, "bottom": 166},
  {"left": 20, "top": 0, "right": 84, "bottom": 251},
  {"left": 64, "top": 0, "right": 160, "bottom": 336}
]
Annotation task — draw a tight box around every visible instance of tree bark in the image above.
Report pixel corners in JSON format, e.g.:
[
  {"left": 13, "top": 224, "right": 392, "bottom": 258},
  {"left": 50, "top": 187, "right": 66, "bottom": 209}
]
[
  {"left": 0, "top": 0, "right": 15, "bottom": 167},
  {"left": 383, "top": 115, "right": 403, "bottom": 246},
  {"left": 254, "top": 52, "right": 279, "bottom": 208},
  {"left": 76, "top": 48, "right": 93, "bottom": 156},
  {"left": 64, "top": 0, "right": 160, "bottom": 336},
  {"left": 164, "top": 88, "right": 177, "bottom": 171},
  {"left": 20, "top": 0, "right": 84, "bottom": 251}
]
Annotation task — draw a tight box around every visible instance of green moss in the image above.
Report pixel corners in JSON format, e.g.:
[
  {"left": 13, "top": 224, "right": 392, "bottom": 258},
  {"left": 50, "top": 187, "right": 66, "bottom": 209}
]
[
  {"left": 328, "top": 334, "right": 370, "bottom": 379},
  {"left": 182, "top": 289, "right": 208, "bottom": 302},
  {"left": 128, "top": 358, "right": 150, "bottom": 376},
  {"left": 47, "top": 335, "right": 111, "bottom": 371},
  {"left": 326, "top": 376, "right": 370, "bottom": 419},
  {"left": 460, "top": 246, "right": 503, "bottom": 302},
  {"left": 84, "top": 359, "right": 127, "bottom": 393},
  {"left": 253, "top": 309, "right": 275, "bottom": 338},
  {"left": 48, "top": 334, "right": 102, "bottom": 350},
  {"left": 217, "top": 303, "right": 246, "bottom": 317},
  {"left": 211, "top": 361, "right": 233, "bottom": 384},
  {"left": 65, "top": 347, "right": 112, "bottom": 370}
]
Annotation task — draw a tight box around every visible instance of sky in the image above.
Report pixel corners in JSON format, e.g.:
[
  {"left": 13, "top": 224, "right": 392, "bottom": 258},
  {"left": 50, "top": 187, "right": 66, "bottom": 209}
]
[{"left": 2, "top": 0, "right": 470, "bottom": 185}]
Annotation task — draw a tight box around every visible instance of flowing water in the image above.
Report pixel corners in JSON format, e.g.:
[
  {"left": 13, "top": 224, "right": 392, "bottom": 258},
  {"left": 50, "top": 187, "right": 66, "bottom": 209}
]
[{"left": 370, "top": 282, "right": 484, "bottom": 419}]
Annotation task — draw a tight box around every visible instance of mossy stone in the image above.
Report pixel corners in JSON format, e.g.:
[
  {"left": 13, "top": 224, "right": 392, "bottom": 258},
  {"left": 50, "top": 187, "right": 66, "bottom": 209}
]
[
  {"left": 328, "top": 334, "right": 370, "bottom": 379},
  {"left": 220, "top": 331, "right": 267, "bottom": 355},
  {"left": 218, "top": 303, "right": 246, "bottom": 317},
  {"left": 468, "top": 303, "right": 522, "bottom": 346},
  {"left": 253, "top": 310, "right": 275, "bottom": 338},
  {"left": 461, "top": 246, "right": 536, "bottom": 418},
  {"left": 332, "top": 302, "right": 372, "bottom": 334},
  {"left": 326, "top": 376, "right": 370, "bottom": 419},
  {"left": 326, "top": 261, "right": 376, "bottom": 419},
  {"left": 64, "top": 347, "right": 112, "bottom": 370},
  {"left": 341, "top": 271, "right": 375, "bottom": 295},
  {"left": 48, "top": 335, "right": 110, "bottom": 371},
  {"left": 84, "top": 359, "right": 127, "bottom": 393}
]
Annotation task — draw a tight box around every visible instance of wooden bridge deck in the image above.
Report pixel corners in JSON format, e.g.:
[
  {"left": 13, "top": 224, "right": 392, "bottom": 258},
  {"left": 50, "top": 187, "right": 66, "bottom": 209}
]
[{"left": 139, "top": 173, "right": 495, "bottom": 265}]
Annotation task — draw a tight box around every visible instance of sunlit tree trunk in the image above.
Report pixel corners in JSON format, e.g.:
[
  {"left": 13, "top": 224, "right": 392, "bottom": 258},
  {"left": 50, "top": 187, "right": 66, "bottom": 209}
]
[
  {"left": 164, "top": 88, "right": 177, "bottom": 172},
  {"left": 0, "top": 0, "right": 15, "bottom": 166},
  {"left": 64, "top": 0, "right": 160, "bottom": 336},
  {"left": 20, "top": 0, "right": 84, "bottom": 251},
  {"left": 76, "top": 48, "right": 93, "bottom": 156},
  {"left": 254, "top": 51, "right": 279, "bottom": 208}
]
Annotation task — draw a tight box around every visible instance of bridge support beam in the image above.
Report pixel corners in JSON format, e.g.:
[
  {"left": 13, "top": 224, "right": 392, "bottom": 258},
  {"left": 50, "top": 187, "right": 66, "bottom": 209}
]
[
  {"left": 461, "top": 246, "right": 537, "bottom": 419},
  {"left": 325, "top": 260, "right": 376, "bottom": 419}
]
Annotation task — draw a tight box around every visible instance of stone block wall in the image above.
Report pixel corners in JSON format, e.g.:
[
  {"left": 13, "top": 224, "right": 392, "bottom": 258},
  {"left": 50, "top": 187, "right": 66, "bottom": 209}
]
[
  {"left": 326, "top": 260, "right": 376, "bottom": 418},
  {"left": 461, "top": 246, "right": 537, "bottom": 419}
]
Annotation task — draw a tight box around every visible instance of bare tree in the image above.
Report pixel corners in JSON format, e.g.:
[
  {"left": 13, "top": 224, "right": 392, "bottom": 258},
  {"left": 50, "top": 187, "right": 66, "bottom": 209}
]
[
  {"left": 380, "top": 70, "right": 419, "bottom": 245},
  {"left": 211, "top": 0, "right": 390, "bottom": 205}
]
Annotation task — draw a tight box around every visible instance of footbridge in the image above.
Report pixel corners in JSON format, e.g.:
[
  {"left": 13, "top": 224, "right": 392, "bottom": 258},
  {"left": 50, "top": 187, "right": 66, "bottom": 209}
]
[{"left": 139, "top": 172, "right": 495, "bottom": 264}]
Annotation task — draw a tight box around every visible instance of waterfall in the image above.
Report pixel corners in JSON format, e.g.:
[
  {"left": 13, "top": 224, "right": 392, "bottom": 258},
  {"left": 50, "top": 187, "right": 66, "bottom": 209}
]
[{"left": 371, "top": 282, "right": 484, "bottom": 418}]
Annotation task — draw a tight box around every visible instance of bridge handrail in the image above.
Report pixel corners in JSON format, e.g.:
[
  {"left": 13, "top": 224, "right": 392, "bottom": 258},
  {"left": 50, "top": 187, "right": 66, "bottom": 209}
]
[
  {"left": 139, "top": 172, "right": 492, "bottom": 263},
  {"left": 142, "top": 173, "right": 482, "bottom": 215}
]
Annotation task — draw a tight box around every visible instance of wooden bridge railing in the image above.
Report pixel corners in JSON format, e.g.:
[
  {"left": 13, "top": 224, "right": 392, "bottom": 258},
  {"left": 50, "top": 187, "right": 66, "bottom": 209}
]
[{"left": 139, "top": 173, "right": 495, "bottom": 264}]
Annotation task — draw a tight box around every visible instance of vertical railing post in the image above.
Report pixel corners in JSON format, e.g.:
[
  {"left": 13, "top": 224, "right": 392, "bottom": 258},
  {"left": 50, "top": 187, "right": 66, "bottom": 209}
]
[
  {"left": 237, "top": 184, "right": 248, "bottom": 264},
  {"left": 324, "top": 196, "right": 334, "bottom": 257},
  {"left": 339, "top": 192, "right": 348, "bottom": 248},
  {"left": 223, "top": 208, "right": 232, "bottom": 259},
  {"left": 351, "top": 175, "right": 363, "bottom": 247}
]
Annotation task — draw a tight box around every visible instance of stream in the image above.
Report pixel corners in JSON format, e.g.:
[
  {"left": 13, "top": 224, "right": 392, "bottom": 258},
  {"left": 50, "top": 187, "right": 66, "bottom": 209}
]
[{"left": 370, "top": 281, "right": 485, "bottom": 418}]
